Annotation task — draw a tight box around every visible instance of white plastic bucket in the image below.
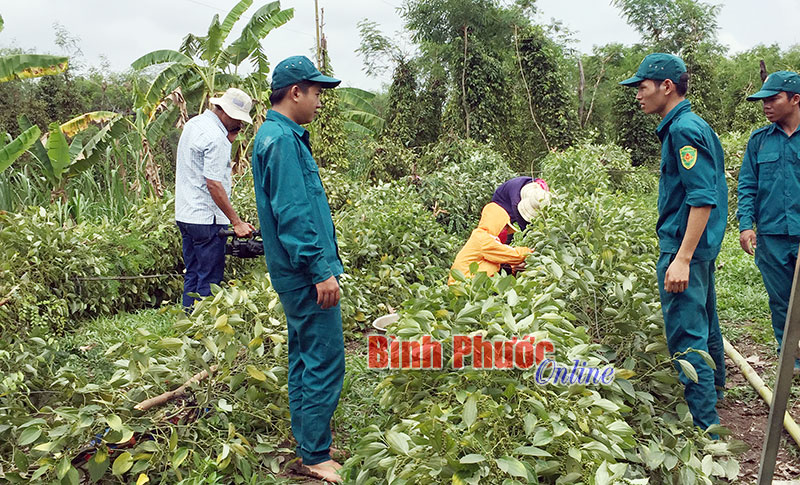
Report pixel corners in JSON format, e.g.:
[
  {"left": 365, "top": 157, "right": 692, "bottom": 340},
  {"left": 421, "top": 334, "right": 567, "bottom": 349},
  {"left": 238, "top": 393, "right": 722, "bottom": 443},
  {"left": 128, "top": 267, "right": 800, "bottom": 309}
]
[{"left": 372, "top": 313, "right": 399, "bottom": 332}]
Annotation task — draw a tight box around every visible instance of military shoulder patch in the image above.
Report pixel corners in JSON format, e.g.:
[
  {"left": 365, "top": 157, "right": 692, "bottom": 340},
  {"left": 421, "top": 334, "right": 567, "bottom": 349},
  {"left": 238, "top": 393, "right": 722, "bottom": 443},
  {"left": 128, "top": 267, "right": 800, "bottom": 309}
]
[{"left": 679, "top": 145, "right": 697, "bottom": 170}]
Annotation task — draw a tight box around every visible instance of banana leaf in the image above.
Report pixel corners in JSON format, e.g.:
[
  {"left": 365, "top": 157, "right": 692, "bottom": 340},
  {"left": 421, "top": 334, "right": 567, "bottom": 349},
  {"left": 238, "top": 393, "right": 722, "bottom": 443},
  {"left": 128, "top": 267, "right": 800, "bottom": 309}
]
[
  {"left": 220, "top": 0, "right": 254, "bottom": 39},
  {"left": 0, "top": 54, "right": 68, "bottom": 83},
  {"left": 18, "top": 115, "right": 52, "bottom": 181},
  {"left": 202, "top": 15, "right": 223, "bottom": 63},
  {"left": 72, "top": 118, "right": 128, "bottom": 174},
  {"left": 146, "top": 105, "right": 180, "bottom": 142},
  {"left": 144, "top": 63, "right": 192, "bottom": 107},
  {"left": 131, "top": 49, "right": 192, "bottom": 70},
  {"left": 0, "top": 125, "right": 40, "bottom": 173},
  {"left": 45, "top": 123, "right": 70, "bottom": 182},
  {"left": 60, "top": 111, "right": 119, "bottom": 137}
]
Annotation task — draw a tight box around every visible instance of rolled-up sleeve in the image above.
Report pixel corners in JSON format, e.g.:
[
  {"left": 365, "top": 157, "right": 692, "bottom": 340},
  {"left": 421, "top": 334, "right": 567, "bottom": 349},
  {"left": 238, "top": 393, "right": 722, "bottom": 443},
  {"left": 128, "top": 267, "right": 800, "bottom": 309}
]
[
  {"left": 265, "top": 135, "right": 332, "bottom": 284},
  {"left": 672, "top": 126, "right": 717, "bottom": 208}
]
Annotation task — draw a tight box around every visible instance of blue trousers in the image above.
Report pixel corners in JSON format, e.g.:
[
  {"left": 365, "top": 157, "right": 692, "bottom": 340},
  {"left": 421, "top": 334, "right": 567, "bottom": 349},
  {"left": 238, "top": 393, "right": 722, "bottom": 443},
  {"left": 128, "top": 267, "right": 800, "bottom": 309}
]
[
  {"left": 657, "top": 253, "right": 726, "bottom": 431},
  {"left": 755, "top": 235, "right": 800, "bottom": 352},
  {"left": 177, "top": 221, "right": 226, "bottom": 308},
  {"left": 278, "top": 282, "right": 345, "bottom": 466}
]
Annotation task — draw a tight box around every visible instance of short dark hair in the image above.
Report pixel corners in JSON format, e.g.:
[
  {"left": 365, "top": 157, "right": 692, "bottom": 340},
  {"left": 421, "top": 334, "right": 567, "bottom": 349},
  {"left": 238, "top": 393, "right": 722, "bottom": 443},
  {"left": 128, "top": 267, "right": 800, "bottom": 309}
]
[
  {"left": 784, "top": 91, "right": 800, "bottom": 110},
  {"left": 656, "top": 73, "right": 689, "bottom": 96},
  {"left": 269, "top": 80, "right": 315, "bottom": 105}
]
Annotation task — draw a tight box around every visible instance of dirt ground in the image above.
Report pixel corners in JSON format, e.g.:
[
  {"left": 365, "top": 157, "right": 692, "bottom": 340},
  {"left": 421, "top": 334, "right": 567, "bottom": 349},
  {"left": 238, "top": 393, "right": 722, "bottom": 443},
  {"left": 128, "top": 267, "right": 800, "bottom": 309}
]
[{"left": 719, "top": 324, "right": 800, "bottom": 484}]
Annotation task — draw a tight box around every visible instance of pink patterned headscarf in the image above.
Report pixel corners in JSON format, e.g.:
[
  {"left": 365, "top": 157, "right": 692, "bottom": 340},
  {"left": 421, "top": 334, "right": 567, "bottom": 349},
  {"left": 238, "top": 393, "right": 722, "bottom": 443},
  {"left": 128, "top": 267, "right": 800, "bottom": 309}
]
[{"left": 533, "top": 178, "right": 549, "bottom": 192}]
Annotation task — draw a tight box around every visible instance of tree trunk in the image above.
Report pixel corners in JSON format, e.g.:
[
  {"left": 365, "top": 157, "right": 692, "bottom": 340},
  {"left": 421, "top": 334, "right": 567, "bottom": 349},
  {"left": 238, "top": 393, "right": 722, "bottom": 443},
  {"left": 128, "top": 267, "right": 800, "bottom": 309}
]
[
  {"left": 577, "top": 58, "right": 586, "bottom": 129},
  {"left": 461, "top": 25, "right": 471, "bottom": 140},
  {"left": 513, "top": 25, "right": 550, "bottom": 152}
]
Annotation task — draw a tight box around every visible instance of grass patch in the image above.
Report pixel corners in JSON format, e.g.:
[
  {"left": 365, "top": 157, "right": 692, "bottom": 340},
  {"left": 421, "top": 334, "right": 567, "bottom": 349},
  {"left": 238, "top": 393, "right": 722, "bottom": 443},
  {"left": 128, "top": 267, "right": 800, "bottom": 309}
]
[
  {"left": 54, "top": 307, "right": 177, "bottom": 379},
  {"left": 715, "top": 230, "right": 773, "bottom": 343}
]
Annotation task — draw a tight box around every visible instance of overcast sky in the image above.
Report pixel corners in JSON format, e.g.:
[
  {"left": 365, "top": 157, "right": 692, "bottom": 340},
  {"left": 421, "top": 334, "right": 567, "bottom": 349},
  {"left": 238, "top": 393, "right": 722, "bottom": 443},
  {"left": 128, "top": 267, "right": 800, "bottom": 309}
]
[{"left": 2, "top": 0, "right": 799, "bottom": 92}]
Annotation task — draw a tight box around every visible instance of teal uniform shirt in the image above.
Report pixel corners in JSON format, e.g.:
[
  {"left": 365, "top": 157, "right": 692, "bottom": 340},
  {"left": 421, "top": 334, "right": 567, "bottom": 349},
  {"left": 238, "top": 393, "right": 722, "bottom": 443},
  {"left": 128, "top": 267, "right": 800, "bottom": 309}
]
[
  {"left": 737, "top": 122, "right": 800, "bottom": 236},
  {"left": 737, "top": 121, "right": 800, "bottom": 354},
  {"left": 252, "top": 110, "right": 343, "bottom": 293},
  {"left": 655, "top": 100, "right": 728, "bottom": 259}
]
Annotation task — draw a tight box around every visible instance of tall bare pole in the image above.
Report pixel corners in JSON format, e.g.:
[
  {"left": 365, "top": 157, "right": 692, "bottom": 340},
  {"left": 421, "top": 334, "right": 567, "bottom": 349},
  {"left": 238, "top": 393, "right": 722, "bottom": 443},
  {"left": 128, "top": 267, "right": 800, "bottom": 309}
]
[{"left": 314, "top": 0, "right": 322, "bottom": 68}]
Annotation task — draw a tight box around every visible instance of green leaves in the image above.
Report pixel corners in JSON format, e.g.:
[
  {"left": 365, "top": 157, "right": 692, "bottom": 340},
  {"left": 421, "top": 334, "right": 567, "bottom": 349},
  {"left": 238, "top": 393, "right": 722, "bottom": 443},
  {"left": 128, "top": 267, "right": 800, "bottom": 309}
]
[
  {"left": 385, "top": 429, "right": 410, "bottom": 455},
  {"left": 17, "top": 426, "right": 42, "bottom": 446},
  {"left": 676, "top": 359, "right": 699, "bottom": 383},
  {"left": 45, "top": 123, "right": 70, "bottom": 182},
  {"left": 87, "top": 448, "right": 110, "bottom": 482},
  {"left": 112, "top": 452, "right": 133, "bottom": 475},
  {"left": 0, "top": 54, "right": 68, "bottom": 83},
  {"left": 462, "top": 393, "right": 477, "bottom": 429},
  {"left": 495, "top": 456, "right": 528, "bottom": 479},
  {"left": 0, "top": 124, "right": 40, "bottom": 173}
]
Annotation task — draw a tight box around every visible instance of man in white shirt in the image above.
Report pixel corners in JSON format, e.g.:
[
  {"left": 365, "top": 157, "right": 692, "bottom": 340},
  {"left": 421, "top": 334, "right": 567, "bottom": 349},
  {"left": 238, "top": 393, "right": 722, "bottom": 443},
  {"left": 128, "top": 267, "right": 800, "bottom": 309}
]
[{"left": 175, "top": 87, "right": 255, "bottom": 308}]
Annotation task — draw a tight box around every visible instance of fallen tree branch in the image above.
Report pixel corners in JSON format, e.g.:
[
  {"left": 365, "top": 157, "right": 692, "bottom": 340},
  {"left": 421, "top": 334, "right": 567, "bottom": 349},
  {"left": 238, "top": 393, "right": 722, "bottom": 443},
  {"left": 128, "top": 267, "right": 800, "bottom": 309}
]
[
  {"left": 134, "top": 364, "right": 218, "bottom": 411},
  {"left": 0, "top": 284, "right": 21, "bottom": 308}
]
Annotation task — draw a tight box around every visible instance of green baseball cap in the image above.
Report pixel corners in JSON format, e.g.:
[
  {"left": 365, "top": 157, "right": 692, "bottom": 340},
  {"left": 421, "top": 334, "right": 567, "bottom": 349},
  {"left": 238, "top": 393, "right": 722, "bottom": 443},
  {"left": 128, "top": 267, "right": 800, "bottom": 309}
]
[
  {"left": 271, "top": 55, "right": 341, "bottom": 91},
  {"left": 746, "top": 71, "right": 800, "bottom": 101},
  {"left": 619, "top": 53, "right": 687, "bottom": 87}
]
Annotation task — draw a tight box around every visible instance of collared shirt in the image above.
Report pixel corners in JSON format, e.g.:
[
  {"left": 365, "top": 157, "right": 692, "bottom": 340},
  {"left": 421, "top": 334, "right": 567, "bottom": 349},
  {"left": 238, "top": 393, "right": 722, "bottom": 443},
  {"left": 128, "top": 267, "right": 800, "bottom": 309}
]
[
  {"left": 655, "top": 100, "right": 728, "bottom": 260},
  {"left": 175, "top": 110, "right": 232, "bottom": 224},
  {"left": 251, "top": 110, "right": 343, "bottom": 293},
  {"left": 737, "top": 122, "right": 800, "bottom": 236}
]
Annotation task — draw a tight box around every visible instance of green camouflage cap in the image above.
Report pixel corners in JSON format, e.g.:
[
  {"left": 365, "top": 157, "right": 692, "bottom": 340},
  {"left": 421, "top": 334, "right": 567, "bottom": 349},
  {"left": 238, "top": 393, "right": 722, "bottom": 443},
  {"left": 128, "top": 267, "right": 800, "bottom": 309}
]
[
  {"left": 746, "top": 71, "right": 800, "bottom": 101},
  {"left": 271, "top": 55, "right": 341, "bottom": 91},
  {"left": 620, "top": 53, "right": 687, "bottom": 86}
]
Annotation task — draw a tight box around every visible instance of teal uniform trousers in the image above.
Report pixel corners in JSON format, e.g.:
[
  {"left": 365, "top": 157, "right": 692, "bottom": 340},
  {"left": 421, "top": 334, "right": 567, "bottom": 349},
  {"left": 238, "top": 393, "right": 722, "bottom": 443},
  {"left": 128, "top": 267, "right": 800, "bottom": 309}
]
[
  {"left": 278, "top": 283, "right": 345, "bottom": 465},
  {"left": 657, "top": 254, "right": 726, "bottom": 430},
  {"left": 755, "top": 235, "right": 800, "bottom": 351}
]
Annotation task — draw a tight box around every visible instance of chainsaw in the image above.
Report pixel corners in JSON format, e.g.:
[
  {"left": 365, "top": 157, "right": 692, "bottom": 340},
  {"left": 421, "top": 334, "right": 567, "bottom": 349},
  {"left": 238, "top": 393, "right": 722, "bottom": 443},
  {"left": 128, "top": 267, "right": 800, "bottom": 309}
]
[{"left": 218, "top": 229, "right": 264, "bottom": 258}]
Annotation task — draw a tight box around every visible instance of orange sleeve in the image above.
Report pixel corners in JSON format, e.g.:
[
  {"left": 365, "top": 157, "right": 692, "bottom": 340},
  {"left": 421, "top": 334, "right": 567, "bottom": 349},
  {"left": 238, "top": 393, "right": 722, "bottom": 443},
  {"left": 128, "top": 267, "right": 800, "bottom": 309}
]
[{"left": 475, "top": 232, "right": 531, "bottom": 264}]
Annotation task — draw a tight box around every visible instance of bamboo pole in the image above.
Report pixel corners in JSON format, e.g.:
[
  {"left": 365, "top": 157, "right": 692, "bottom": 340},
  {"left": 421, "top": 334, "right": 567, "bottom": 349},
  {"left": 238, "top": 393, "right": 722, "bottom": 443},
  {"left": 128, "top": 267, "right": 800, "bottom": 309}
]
[{"left": 723, "top": 337, "right": 800, "bottom": 448}]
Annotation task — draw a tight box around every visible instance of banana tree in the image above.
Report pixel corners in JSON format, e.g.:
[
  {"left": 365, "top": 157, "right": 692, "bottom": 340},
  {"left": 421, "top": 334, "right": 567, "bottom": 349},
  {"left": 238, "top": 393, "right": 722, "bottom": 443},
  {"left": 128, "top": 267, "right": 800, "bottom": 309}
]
[
  {"left": 339, "top": 87, "right": 386, "bottom": 137},
  {"left": 131, "top": 0, "right": 293, "bottom": 113},
  {"left": 124, "top": 90, "right": 187, "bottom": 197},
  {"left": 0, "top": 14, "right": 69, "bottom": 172},
  {"left": 20, "top": 112, "right": 125, "bottom": 202}
]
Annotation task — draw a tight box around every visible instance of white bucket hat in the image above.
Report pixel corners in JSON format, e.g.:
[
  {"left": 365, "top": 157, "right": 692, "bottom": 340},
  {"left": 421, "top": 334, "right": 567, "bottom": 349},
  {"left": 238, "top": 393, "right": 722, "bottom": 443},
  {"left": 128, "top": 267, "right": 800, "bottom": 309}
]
[
  {"left": 518, "top": 181, "right": 552, "bottom": 222},
  {"left": 209, "top": 87, "right": 253, "bottom": 124}
]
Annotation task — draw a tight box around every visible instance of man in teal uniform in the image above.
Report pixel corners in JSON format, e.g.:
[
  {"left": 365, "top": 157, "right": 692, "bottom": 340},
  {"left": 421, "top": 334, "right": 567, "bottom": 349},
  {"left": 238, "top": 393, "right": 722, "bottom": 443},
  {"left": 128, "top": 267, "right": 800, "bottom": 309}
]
[
  {"left": 621, "top": 53, "right": 727, "bottom": 433},
  {"left": 738, "top": 71, "right": 800, "bottom": 370},
  {"left": 251, "top": 56, "right": 344, "bottom": 482}
]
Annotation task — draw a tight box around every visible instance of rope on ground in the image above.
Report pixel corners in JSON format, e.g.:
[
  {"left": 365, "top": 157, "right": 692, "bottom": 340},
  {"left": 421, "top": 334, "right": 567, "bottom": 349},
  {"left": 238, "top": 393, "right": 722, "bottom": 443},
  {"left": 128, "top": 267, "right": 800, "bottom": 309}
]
[
  {"left": 74, "top": 273, "right": 182, "bottom": 281},
  {"left": 723, "top": 337, "right": 800, "bottom": 448}
]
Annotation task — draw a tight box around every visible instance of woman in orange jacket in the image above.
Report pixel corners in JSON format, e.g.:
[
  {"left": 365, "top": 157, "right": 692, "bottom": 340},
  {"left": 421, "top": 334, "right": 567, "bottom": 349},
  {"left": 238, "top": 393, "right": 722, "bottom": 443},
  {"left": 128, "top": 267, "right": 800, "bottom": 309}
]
[
  {"left": 448, "top": 179, "right": 550, "bottom": 284},
  {"left": 448, "top": 202, "right": 532, "bottom": 284}
]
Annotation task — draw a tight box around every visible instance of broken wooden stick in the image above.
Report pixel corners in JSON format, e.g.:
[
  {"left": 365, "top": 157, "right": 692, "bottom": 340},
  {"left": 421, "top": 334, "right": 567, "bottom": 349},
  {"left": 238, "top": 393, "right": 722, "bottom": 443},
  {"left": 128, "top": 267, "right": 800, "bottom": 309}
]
[{"left": 134, "top": 364, "right": 217, "bottom": 411}]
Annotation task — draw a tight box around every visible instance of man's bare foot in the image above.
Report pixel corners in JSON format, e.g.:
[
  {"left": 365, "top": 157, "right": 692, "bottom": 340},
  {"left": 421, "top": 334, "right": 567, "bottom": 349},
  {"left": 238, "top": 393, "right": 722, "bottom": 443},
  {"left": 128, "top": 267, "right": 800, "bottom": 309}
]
[
  {"left": 298, "top": 459, "right": 342, "bottom": 482},
  {"left": 295, "top": 457, "right": 342, "bottom": 469}
]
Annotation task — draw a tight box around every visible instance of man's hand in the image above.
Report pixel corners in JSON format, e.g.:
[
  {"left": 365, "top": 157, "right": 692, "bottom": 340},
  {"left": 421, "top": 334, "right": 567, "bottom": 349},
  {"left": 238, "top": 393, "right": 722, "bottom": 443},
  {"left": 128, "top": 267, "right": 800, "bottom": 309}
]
[
  {"left": 664, "top": 256, "right": 690, "bottom": 293},
  {"left": 233, "top": 220, "right": 255, "bottom": 237},
  {"left": 740, "top": 229, "right": 756, "bottom": 255},
  {"left": 315, "top": 276, "right": 340, "bottom": 309}
]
